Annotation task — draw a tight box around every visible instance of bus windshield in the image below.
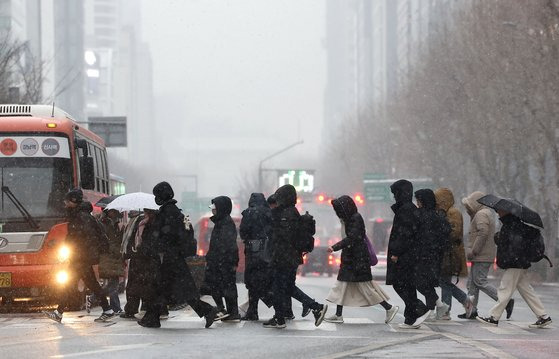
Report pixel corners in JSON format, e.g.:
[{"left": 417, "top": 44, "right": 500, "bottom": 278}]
[{"left": 0, "top": 157, "right": 73, "bottom": 221}]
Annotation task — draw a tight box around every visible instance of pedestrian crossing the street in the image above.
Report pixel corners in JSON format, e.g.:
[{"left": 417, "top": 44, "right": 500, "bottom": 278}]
[{"left": 0, "top": 311, "right": 547, "bottom": 336}]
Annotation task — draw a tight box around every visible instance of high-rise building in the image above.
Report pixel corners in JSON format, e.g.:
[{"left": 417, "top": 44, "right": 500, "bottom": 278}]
[{"left": 323, "top": 0, "right": 452, "bottom": 147}]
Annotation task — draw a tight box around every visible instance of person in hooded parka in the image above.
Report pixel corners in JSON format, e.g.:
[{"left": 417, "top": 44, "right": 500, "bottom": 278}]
[
  {"left": 386, "top": 180, "right": 428, "bottom": 328},
  {"left": 203, "top": 195, "right": 241, "bottom": 322},
  {"left": 239, "top": 193, "right": 273, "bottom": 320},
  {"left": 139, "top": 182, "right": 222, "bottom": 328},
  {"left": 414, "top": 189, "right": 451, "bottom": 321},
  {"left": 324, "top": 195, "right": 399, "bottom": 325}
]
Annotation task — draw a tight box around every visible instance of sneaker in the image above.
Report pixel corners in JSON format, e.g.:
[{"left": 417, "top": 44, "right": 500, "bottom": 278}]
[
  {"left": 436, "top": 303, "right": 450, "bottom": 320},
  {"left": 458, "top": 310, "right": 478, "bottom": 319},
  {"left": 440, "top": 312, "right": 451, "bottom": 321},
  {"left": 43, "top": 310, "right": 62, "bottom": 323},
  {"left": 137, "top": 319, "right": 161, "bottom": 328},
  {"left": 385, "top": 306, "right": 399, "bottom": 324},
  {"left": 85, "top": 295, "right": 92, "bottom": 314},
  {"left": 241, "top": 313, "right": 259, "bottom": 321},
  {"left": 159, "top": 313, "right": 169, "bottom": 320},
  {"left": 263, "top": 317, "right": 286, "bottom": 329},
  {"left": 120, "top": 312, "right": 137, "bottom": 319},
  {"left": 114, "top": 309, "right": 124, "bottom": 315},
  {"left": 168, "top": 302, "right": 189, "bottom": 311},
  {"left": 313, "top": 304, "right": 328, "bottom": 327},
  {"left": 476, "top": 316, "right": 499, "bottom": 326},
  {"left": 413, "top": 309, "right": 432, "bottom": 326},
  {"left": 285, "top": 314, "right": 295, "bottom": 320},
  {"left": 425, "top": 311, "right": 437, "bottom": 322},
  {"left": 94, "top": 311, "right": 115, "bottom": 322},
  {"left": 324, "top": 315, "right": 344, "bottom": 323},
  {"left": 205, "top": 307, "right": 219, "bottom": 328},
  {"left": 214, "top": 311, "right": 230, "bottom": 322},
  {"left": 301, "top": 304, "right": 311, "bottom": 318},
  {"left": 505, "top": 299, "right": 515, "bottom": 320},
  {"left": 529, "top": 316, "right": 552, "bottom": 329},
  {"left": 222, "top": 314, "right": 241, "bottom": 323},
  {"left": 398, "top": 323, "right": 420, "bottom": 329}
]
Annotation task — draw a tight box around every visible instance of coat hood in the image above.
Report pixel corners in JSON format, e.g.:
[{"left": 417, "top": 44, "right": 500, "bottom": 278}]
[
  {"left": 462, "top": 191, "right": 486, "bottom": 215},
  {"left": 211, "top": 196, "right": 233, "bottom": 221},
  {"left": 332, "top": 195, "right": 358, "bottom": 221},
  {"left": 153, "top": 181, "right": 174, "bottom": 205},
  {"left": 434, "top": 188, "right": 455, "bottom": 212},
  {"left": 248, "top": 193, "right": 268, "bottom": 208},
  {"left": 79, "top": 201, "right": 93, "bottom": 213},
  {"left": 274, "top": 184, "right": 297, "bottom": 208},
  {"left": 415, "top": 189, "right": 436, "bottom": 210},
  {"left": 390, "top": 179, "right": 413, "bottom": 205}
]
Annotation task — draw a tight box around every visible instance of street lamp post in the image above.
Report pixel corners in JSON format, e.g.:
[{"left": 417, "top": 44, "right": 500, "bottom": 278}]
[{"left": 258, "top": 140, "right": 304, "bottom": 193}]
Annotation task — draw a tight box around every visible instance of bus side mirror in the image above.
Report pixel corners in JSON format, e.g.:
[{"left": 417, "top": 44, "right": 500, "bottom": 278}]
[{"left": 80, "top": 156, "right": 95, "bottom": 190}]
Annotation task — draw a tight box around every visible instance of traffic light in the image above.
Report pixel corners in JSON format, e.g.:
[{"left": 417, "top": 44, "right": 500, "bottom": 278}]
[{"left": 354, "top": 193, "right": 365, "bottom": 206}]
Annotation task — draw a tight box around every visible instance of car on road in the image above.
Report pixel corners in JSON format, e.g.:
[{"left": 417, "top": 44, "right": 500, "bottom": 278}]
[{"left": 300, "top": 247, "right": 339, "bottom": 277}]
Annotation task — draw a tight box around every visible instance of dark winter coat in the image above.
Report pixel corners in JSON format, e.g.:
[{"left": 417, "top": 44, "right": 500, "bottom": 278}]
[
  {"left": 331, "top": 196, "right": 372, "bottom": 282},
  {"left": 98, "top": 215, "right": 125, "bottom": 278},
  {"left": 269, "top": 184, "right": 303, "bottom": 269},
  {"left": 203, "top": 196, "right": 239, "bottom": 297},
  {"left": 495, "top": 214, "right": 538, "bottom": 269},
  {"left": 240, "top": 193, "right": 273, "bottom": 293},
  {"left": 414, "top": 189, "right": 451, "bottom": 288},
  {"left": 386, "top": 180, "right": 419, "bottom": 286},
  {"left": 129, "top": 217, "right": 160, "bottom": 300},
  {"left": 65, "top": 202, "right": 104, "bottom": 266},
  {"left": 151, "top": 192, "right": 199, "bottom": 303}
]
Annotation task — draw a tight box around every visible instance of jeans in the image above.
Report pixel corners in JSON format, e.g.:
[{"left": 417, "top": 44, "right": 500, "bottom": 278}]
[
  {"left": 58, "top": 262, "right": 109, "bottom": 314},
  {"left": 440, "top": 275, "right": 468, "bottom": 310},
  {"left": 90, "top": 277, "right": 121, "bottom": 312},
  {"left": 467, "top": 262, "right": 498, "bottom": 308}
]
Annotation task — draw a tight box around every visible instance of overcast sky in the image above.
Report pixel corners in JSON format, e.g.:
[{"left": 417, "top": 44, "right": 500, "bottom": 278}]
[{"left": 141, "top": 0, "right": 326, "bottom": 196}]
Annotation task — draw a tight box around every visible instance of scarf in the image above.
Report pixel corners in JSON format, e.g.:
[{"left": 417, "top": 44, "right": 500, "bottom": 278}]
[{"left": 134, "top": 216, "right": 151, "bottom": 250}]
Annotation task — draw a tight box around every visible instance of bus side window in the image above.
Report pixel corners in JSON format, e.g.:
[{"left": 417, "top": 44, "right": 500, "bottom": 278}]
[{"left": 101, "top": 150, "right": 109, "bottom": 194}]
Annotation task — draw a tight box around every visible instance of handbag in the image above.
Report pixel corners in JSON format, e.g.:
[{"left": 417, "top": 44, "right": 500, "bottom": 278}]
[{"left": 364, "top": 234, "right": 378, "bottom": 266}]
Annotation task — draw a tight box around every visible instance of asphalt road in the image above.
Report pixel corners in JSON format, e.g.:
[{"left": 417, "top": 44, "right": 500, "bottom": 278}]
[{"left": 0, "top": 275, "right": 557, "bottom": 359}]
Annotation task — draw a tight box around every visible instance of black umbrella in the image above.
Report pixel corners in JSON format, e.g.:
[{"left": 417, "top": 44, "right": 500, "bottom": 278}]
[
  {"left": 477, "top": 194, "right": 544, "bottom": 228},
  {"left": 95, "top": 195, "right": 122, "bottom": 209}
]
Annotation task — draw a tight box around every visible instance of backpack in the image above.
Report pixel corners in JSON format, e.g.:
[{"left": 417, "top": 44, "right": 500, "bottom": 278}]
[
  {"left": 525, "top": 232, "right": 553, "bottom": 267},
  {"left": 296, "top": 211, "right": 316, "bottom": 254}
]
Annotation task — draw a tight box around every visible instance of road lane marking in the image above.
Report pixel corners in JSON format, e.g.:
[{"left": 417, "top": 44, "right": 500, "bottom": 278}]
[
  {"left": 50, "top": 343, "right": 154, "bottom": 358},
  {"left": 315, "top": 333, "right": 437, "bottom": 359},
  {"left": 440, "top": 332, "right": 518, "bottom": 359},
  {"left": 0, "top": 336, "right": 63, "bottom": 347}
]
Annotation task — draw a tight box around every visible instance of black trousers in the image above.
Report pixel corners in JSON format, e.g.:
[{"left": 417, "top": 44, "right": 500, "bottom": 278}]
[
  {"left": 417, "top": 284, "right": 439, "bottom": 310},
  {"left": 58, "top": 262, "right": 109, "bottom": 314},
  {"left": 393, "top": 280, "right": 427, "bottom": 325}
]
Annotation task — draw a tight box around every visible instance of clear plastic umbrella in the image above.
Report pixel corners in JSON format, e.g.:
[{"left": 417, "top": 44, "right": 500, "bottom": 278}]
[{"left": 105, "top": 192, "right": 159, "bottom": 211}]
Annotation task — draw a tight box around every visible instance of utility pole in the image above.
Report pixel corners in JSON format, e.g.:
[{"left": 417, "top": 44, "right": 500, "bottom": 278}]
[{"left": 258, "top": 140, "right": 304, "bottom": 193}]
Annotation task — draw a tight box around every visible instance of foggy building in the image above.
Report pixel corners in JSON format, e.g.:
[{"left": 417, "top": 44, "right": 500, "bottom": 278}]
[
  {"left": 83, "top": 0, "right": 155, "bottom": 188},
  {"left": 323, "top": 0, "right": 452, "bottom": 147},
  {"left": 0, "top": 0, "right": 26, "bottom": 40}
]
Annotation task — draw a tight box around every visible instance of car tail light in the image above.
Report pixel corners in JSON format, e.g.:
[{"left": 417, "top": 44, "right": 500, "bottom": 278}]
[
  {"left": 198, "top": 249, "right": 204, "bottom": 256},
  {"left": 328, "top": 255, "right": 333, "bottom": 265},
  {"left": 335, "top": 258, "right": 341, "bottom": 265}
]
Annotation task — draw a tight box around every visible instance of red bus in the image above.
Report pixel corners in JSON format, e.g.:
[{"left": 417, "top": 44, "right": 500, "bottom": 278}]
[
  {"left": 193, "top": 215, "right": 246, "bottom": 281},
  {"left": 0, "top": 104, "right": 111, "bottom": 309}
]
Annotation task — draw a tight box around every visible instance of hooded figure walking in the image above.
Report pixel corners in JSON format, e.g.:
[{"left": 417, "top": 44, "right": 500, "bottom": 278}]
[
  {"left": 203, "top": 196, "right": 240, "bottom": 322},
  {"left": 386, "top": 180, "right": 428, "bottom": 329},
  {"left": 139, "top": 182, "right": 222, "bottom": 328},
  {"left": 434, "top": 188, "right": 473, "bottom": 320},
  {"left": 324, "top": 195, "right": 399, "bottom": 324},
  {"left": 414, "top": 189, "right": 451, "bottom": 322},
  {"left": 239, "top": 193, "right": 273, "bottom": 320}
]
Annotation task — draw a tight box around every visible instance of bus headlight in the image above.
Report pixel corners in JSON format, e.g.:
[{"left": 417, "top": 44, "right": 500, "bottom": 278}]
[
  {"left": 55, "top": 271, "right": 69, "bottom": 285},
  {"left": 57, "top": 245, "right": 71, "bottom": 262}
]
